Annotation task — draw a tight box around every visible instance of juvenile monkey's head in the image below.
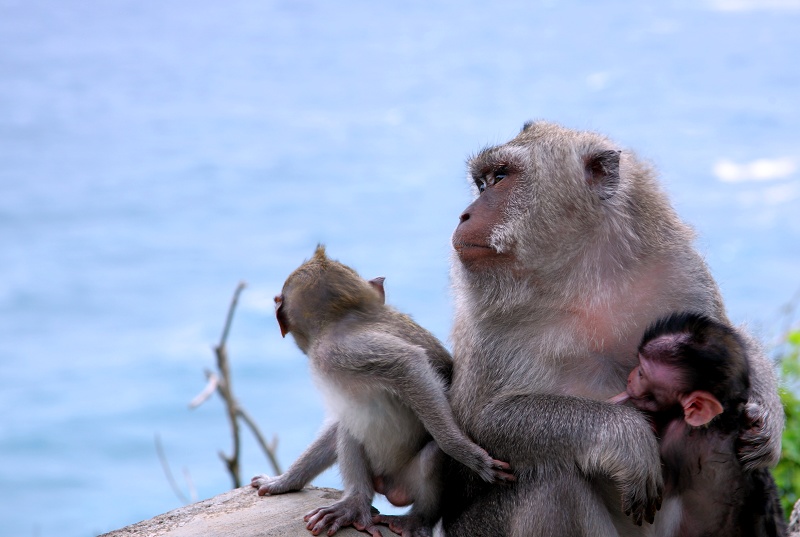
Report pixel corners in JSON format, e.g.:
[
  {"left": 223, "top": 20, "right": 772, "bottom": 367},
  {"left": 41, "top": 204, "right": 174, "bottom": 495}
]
[
  {"left": 275, "top": 245, "right": 385, "bottom": 353},
  {"left": 613, "top": 312, "right": 750, "bottom": 428}
]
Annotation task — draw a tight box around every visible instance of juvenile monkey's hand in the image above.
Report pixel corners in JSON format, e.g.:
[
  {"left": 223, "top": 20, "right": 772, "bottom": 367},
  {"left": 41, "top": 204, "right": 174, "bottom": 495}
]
[
  {"left": 445, "top": 441, "right": 515, "bottom": 484},
  {"left": 251, "top": 474, "right": 303, "bottom": 496},
  {"left": 738, "top": 402, "right": 782, "bottom": 471}
]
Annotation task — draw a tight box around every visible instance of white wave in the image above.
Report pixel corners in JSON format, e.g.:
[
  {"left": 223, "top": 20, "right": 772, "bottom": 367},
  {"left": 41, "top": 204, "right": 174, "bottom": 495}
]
[
  {"left": 712, "top": 157, "right": 797, "bottom": 182},
  {"left": 708, "top": 0, "right": 800, "bottom": 10}
]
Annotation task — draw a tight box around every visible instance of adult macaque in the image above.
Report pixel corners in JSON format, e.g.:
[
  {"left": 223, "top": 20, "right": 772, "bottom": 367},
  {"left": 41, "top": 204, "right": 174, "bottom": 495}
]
[
  {"left": 443, "top": 121, "right": 783, "bottom": 536},
  {"left": 251, "top": 246, "right": 513, "bottom": 537},
  {"left": 610, "top": 312, "right": 786, "bottom": 537}
]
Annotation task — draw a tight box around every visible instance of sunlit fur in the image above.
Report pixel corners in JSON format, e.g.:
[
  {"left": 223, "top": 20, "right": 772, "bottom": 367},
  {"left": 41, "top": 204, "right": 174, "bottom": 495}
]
[
  {"left": 444, "top": 121, "right": 784, "bottom": 537},
  {"left": 255, "top": 246, "right": 512, "bottom": 537}
]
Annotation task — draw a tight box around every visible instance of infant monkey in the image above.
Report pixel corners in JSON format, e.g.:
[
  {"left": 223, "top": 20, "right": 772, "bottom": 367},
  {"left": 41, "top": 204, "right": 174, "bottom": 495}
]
[
  {"left": 252, "top": 246, "right": 513, "bottom": 537},
  {"left": 610, "top": 312, "right": 786, "bottom": 537}
]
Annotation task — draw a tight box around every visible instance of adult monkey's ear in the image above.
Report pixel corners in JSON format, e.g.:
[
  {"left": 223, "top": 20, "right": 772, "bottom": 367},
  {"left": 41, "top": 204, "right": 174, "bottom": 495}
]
[
  {"left": 585, "top": 149, "right": 621, "bottom": 200},
  {"left": 681, "top": 390, "right": 724, "bottom": 427}
]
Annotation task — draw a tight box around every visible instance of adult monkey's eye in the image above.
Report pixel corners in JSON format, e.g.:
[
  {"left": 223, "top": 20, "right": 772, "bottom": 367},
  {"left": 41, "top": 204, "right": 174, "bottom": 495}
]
[
  {"left": 476, "top": 177, "right": 487, "bottom": 193},
  {"left": 494, "top": 166, "right": 508, "bottom": 183}
]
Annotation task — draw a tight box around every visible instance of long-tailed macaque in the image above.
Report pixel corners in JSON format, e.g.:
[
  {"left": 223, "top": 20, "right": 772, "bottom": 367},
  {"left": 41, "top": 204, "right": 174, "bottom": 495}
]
[
  {"left": 251, "top": 246, "right": 513, "bottom": 537},
  {"left": 610, "top": 312, "right": 786, "bottom": 537},
  {"left": 443, "top": 121, "right": 783, "bottom": 536}
]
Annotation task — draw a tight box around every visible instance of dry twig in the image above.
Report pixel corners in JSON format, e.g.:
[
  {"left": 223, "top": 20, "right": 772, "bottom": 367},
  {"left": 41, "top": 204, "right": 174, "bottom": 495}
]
[
  {"left": 189, "top": 281, "right": 282, "bottom": 488},
  {"left": 155, "top": 433, "right": 190, "bottom": 504}
]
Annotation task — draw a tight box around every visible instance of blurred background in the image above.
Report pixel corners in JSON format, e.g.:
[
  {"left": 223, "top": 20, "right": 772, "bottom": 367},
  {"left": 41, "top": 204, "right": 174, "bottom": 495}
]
[{"left": 1, "top": 0, "right": 799, "bottom": 535}]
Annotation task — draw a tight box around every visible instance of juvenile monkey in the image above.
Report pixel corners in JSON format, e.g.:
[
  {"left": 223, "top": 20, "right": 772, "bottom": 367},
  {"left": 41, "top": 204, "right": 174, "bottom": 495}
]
[
  {"left": 610, "top": 312, "right": 787, "bottom": 537},
  {"left": 251, "top": 246, "right": 513, "bottom": 537},
  {"left": 443, "top": 121, "right": 783, "bottom": 536}
]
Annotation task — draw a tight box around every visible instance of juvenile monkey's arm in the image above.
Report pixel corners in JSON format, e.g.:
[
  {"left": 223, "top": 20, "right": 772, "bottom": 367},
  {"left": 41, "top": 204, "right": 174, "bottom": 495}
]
[
  {"left": 739, "top": 332, "right": 784, "bottom": 470},
  {"left": 328, "top": 333, "right": 513, "bottom": 484},
  {"left": 251, "top": 421, "right": 338, "bottom": 495},
  {"left": 475, "top": 393, "right": 663, "bottom": 526}
]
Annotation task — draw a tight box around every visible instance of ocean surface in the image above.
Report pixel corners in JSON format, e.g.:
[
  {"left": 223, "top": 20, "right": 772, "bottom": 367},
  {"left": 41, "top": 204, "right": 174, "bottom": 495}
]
[{"left": 1, "top": 1, "right": 799, "bottom": 535}]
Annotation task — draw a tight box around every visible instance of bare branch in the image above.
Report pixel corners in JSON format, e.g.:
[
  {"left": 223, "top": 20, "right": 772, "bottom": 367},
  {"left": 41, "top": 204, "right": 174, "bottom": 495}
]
[
  {"left": 155, "top": 434, "right": 189, "bottom": 505},
  {"left": 216, "top": 345, "right": 242, "bottom": 486},
  {"left": 214, "top": 281, "right": 248, "bottom": 488},
  {"left": 195, "top": 280, "right": 283, "bottom": 489},
  {"left": 183, "top": 467, "right": 198, "bottom": 503},
  {"left": 238, "top": 407, "right": 282, "bottom": 475},
  {"left": 189, "top": 370, "right": 219, "bottom": 409},
  {"left": 219, "top": 281, "right": 247, "bottom": 349}
]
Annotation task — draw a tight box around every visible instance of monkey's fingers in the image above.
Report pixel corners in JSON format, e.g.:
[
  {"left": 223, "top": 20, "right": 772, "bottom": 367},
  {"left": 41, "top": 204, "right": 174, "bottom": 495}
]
[
  {"left": 251, "top": 474, "right": 268, "bottom": 487},
  {"left": 622, "top": 487, "right": 662, "bottom": 526},
  {"left": 251, "top": 474, "right": 298, "bottom": 496},
  {"left": 251, "top": 475, "right": 276, "bottom": 496},
  {"left": 490, "top": 459, "right": 516, "bottom": 482}
]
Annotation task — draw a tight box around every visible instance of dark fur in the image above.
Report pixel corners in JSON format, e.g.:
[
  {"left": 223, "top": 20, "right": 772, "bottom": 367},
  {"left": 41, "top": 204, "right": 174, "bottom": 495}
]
[{"left": 638, "top": 313, "right": 786, "bottom": 537}]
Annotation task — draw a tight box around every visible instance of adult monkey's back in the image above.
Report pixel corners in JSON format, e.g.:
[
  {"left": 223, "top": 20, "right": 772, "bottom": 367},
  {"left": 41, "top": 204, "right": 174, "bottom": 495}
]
[{"left": 442, "top": 121, "right": 783, "bottom": 537}]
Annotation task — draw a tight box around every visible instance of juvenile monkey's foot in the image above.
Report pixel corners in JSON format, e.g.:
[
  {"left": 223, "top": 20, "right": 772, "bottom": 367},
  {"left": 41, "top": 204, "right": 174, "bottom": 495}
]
[
  {"left": 250, "top": 474, "right": 302, "bottom": 496},
  {"left": 304, "top": 497, "right": 383, "bottom": 537},
  {"left": 373, "top": 514, "right": 433, "bottom": 537}
]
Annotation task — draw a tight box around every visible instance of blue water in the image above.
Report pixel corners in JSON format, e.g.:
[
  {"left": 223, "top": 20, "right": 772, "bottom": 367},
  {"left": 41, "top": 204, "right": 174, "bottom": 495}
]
[{"left": 1, "top": 1, "right": 799, "bottom": 535}]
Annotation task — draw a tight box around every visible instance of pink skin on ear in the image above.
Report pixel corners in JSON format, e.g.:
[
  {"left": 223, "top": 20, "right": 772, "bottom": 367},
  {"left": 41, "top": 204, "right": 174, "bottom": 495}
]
[
  {"left": 680, "top": 390, "right": 723, "bottom": 427},
  {"left": 368, "top": 277, "right": 386, "bottom": 303},
  {"left": 275, "top": 295, "right": 289, "bottom": 337}
]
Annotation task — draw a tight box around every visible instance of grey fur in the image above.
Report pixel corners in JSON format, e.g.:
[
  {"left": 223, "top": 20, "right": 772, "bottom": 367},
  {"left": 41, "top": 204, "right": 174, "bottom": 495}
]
[
  {"left": 443, "top": 121, "right": 783, "bottom": 537},
  {"left": 253, "top": 246, "right": 512, "bottom": 537}
]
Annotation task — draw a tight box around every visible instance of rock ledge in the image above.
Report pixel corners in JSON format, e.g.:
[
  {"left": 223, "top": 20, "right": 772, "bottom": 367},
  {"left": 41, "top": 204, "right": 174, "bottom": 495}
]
[{"left": 99, "top": 486, "right": 390, "bottom": 537}]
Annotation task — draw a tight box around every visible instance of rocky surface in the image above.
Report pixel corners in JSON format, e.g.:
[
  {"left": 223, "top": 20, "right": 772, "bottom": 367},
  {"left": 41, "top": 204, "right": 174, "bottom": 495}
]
[
  {"left": 98, "top": 486, "right": 800, "bottom": 537},
  {"left": 99, "top": 486, "right": 392, "bottom": 537}
]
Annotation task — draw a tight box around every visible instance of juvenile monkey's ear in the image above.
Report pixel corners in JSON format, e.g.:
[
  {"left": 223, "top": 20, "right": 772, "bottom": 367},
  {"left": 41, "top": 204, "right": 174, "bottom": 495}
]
[
  {"left": 681, "top": 390, "right": 724, "bottom": 427},
  {"left": 584, "top": 149, "right": 621, "bottom": 200},
  {"left": 275, "top": 295, "right": 290, "bottom": 337},
  {"left": 368, "top": 277, "right": 386, "bottom": 304}
]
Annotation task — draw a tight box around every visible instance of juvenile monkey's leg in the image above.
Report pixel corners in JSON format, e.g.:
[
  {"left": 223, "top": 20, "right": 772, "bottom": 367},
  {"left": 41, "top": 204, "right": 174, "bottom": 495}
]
[
  {"left": 352, "top": 336, "right": 513, "bottom": 484},
  {"left": 305, "top": 429, "right": 383, "bottom": 537},
  {"left": 374, "top": 441, "right": 443, "bottom": 537},
  {"left": 251, "top": 421, "right": 337, "bottom": 495}
]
